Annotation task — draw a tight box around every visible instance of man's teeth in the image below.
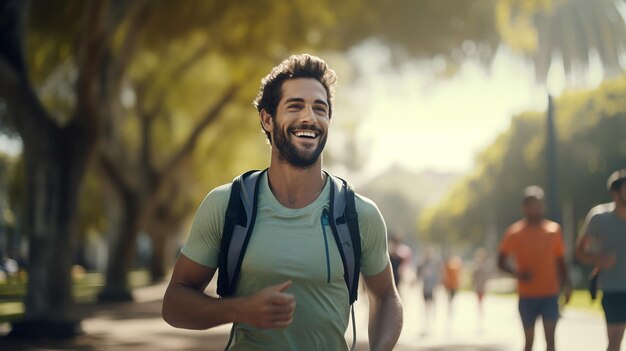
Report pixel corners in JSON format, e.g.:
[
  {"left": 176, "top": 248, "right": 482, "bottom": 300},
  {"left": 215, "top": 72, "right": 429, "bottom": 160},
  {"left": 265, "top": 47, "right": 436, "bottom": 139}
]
[{"left": 294, "top": 131, "right": 317, "bottom": 138}]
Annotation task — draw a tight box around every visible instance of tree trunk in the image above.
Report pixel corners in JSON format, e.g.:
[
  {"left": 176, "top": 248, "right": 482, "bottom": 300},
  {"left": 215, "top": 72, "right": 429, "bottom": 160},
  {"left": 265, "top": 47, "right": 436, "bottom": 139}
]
[
  {"left": 1, "top": 2, "right": 94, "bottom": 337},
  {"left": 9, "top": 121, "right": 90, "bottom": 338},
  {"left": 148, "top": 229, "right": 167, "bottom": 283},
  {"left": 145, "top": 181, "right": 192, "bottom": 283},
  {"left": 97, "top": 195, "right": 143, "bottom": 302},
  {"left": 146, "top": 214, "right": 184, "bottom": 283}
]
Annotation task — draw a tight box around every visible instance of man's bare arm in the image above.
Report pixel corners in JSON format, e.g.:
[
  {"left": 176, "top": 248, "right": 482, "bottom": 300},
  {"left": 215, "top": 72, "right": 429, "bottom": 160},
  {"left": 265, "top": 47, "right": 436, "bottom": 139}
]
[
  {"left": 556, "top": 256, "right": 572, "bottom": 303},
  {"left": 362, "top": 262, "right": 403, "bottom": 351},
  {"left": 162, "top": 254, "right": 295, "bottom": 330},
  {"left": 575, "top": 235, "right": 615, "bottom": 269},
  {"left": 498, "top": 252, "right": 531, "bottom": 281}
]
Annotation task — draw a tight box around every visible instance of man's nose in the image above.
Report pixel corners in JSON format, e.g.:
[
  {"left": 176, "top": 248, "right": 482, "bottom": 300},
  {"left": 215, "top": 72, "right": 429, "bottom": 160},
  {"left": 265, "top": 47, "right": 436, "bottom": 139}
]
[{"left": 299, "top": 105, "right": 316, "bottom": 124}]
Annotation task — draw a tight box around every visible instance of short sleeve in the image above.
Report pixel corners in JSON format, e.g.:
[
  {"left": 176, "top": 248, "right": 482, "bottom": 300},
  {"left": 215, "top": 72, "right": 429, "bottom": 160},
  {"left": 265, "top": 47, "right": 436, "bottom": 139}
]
[
  {"left": 554, "top": 228, "right": 565, "bottom": 257},
  {"left": 180, "top": 184, "right": 231, "bottom": 267},
  {"left": 355, "top": 194, "right": 389, "bottom": 276}
]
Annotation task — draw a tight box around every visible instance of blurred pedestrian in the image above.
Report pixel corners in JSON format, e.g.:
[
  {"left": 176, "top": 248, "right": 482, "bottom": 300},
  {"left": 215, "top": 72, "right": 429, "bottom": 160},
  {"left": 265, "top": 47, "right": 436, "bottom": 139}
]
[
  {"left": 388, "top": 231, "right": 413, "bottom": 292},
  {"left": 576, "top": 169, "right": 626, "bottom": 351},
  {"left": 498, "top": 185, "right": 571, "bottom": 351},
  {"left": 443, "top": 255, "right": 463, "bottom": 312},
  {"left": 417, "top": 246, "right": 442, "bottom": 335},
  {"left": 472, "top": 248, "right": 490, "bottom": 318}
]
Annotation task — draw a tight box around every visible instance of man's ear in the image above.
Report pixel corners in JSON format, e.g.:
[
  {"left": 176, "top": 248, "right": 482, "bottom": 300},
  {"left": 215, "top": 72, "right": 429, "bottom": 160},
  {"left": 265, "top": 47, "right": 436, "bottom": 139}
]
[{"left": 260, "top": 109, "right": 273, "bottom": 133}]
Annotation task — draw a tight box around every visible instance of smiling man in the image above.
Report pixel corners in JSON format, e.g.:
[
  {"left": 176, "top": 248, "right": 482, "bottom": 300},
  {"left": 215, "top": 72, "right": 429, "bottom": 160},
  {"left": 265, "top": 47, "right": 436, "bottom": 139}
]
[{"left": 162, "top": 54, "right": 403, "bottom": 351}]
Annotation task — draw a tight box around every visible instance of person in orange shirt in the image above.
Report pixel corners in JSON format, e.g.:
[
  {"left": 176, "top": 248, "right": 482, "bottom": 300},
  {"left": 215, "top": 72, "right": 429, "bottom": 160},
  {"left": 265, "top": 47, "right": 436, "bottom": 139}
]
[
  {"left": 498, "top": 186, "right": 572, "bottom": 351},
  {"left": 443, "top": 255, "right": 463, "bottom": 313}
]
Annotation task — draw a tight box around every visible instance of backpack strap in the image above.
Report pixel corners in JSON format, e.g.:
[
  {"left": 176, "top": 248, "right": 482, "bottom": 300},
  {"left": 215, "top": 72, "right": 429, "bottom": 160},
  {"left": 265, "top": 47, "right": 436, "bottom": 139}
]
[
  {"left": 217, "top": 169, "right": 265, "bottom": 297},
  {"left": 326, "top": 172, "right": 362, "bottom": 305}
]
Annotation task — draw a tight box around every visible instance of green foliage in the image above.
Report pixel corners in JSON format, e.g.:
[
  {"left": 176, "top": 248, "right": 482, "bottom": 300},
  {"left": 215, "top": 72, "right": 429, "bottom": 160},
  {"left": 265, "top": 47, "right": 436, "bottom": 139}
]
[{"left": 419, "top": 74, "right": 626, "bottom": 247}]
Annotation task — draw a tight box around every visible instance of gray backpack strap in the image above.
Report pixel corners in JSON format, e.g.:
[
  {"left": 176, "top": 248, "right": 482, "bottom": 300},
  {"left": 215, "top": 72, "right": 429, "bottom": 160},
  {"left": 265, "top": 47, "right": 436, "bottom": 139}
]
[
  {"left": 327, "top": 173, "right": 361, "bottom": 304},
  {"left": 217, "top": 169, "right": 265, "bottom": 298},
  {"left": 225, "top": 170, "right": 263, "bottom": 288}
]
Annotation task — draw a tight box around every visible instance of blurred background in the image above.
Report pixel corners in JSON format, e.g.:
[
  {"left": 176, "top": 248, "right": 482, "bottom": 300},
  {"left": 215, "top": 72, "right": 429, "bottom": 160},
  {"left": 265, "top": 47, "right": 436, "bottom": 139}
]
[{"left": 0, "top": 0, "right": 625, "bottom": 349}]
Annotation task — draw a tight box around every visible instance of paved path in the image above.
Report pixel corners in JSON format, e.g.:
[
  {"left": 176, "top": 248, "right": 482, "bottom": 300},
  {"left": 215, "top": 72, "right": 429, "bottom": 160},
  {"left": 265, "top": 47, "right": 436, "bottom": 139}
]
[
  {"left": 356, "top": 284, "right": 609, "bottom": 350},
  {"left": 0, "top": 282, "right": 612, "bottom": 350}
]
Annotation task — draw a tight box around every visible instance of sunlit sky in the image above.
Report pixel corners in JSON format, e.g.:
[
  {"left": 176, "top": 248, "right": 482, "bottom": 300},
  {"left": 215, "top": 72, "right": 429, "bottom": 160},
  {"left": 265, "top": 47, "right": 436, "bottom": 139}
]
[{"left": 329, "top": 42, "right": 559, "bottom": 181}]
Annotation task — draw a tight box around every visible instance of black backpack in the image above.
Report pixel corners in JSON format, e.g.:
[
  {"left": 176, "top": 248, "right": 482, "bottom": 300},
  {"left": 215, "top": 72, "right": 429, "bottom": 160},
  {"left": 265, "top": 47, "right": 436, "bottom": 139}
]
[{"left": 216, "top": 169, "right": 362, "bottom": 350}]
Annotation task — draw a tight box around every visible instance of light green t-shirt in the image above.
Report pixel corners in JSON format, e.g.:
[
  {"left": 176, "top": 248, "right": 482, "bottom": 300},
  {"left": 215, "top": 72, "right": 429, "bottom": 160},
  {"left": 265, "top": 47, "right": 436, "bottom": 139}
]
[
  {"left": 582, "top": 202, "right": 626, "bottom": 292},
  {"left": 181, "top": 173, "right": 389, "bottom": 350}
]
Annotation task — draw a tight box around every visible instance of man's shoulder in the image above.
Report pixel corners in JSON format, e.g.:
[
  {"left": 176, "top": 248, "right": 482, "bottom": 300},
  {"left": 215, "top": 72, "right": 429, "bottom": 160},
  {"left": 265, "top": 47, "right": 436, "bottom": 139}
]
[
  {"left": 352, "top": 192, "right": 386, "bottom": 236},
  {"left": 505, "top": 219, "right": 526, "bottom": 235},
  {"left": 195, "top": 182, "right": 233, "bottom": 215},
  {"left": 354, "top": 192, "right": 382, "bottom": 219},
  {"left": 540, "top": 219, "right": 561, "bottom": 233},
  {"left": 205, "top": 182, "right": 233, "bottom": 202},
  {"left": 587, "top": 202, "right": 615, "bottom": 220}
]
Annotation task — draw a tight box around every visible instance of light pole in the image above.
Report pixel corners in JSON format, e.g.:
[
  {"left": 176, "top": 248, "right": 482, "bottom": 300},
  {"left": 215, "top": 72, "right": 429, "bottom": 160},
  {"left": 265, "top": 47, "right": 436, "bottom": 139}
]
[{"left": 546, "top": 94, "right": 560, "bottom": 223}]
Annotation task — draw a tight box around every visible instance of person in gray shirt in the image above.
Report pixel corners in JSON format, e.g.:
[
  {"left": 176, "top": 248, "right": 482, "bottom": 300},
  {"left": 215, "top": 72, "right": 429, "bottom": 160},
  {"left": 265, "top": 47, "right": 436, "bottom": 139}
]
[{"left": 576, "top": 169, "right": 626, "bottom": 351}]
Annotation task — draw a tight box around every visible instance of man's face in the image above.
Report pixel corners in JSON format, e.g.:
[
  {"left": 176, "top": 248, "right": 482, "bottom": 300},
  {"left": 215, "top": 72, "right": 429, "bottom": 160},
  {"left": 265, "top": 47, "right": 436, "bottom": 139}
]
[
  {"left": 266, "top": 78, "right": 330, "bottom": 168},
  {"left": 611, "top": 184, "right": 626, "bottom": 206},
  {"left": 522, "top": 198, "right": 544, "bottom": 222}
]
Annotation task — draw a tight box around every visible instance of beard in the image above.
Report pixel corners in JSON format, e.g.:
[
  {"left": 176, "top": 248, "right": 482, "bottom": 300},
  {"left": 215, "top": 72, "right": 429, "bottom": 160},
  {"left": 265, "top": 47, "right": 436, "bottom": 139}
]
[{"left": 273, "top": 122, "right": 327, "bottom": 169}]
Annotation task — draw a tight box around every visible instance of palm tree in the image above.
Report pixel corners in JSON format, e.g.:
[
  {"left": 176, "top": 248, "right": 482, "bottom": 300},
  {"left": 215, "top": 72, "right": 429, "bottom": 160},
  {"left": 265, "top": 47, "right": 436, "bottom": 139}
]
[
  {"left": 498, "top": 0, "right": 626, "bottom": 222},
  {"left": 498, "top": 0, "right": 625, "bottom": 82}
]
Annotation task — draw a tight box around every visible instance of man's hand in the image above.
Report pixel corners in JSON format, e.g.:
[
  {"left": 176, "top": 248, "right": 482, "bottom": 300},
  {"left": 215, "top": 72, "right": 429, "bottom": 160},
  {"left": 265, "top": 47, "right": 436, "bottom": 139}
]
[
  {"left": 239, "top": 280, "right": 296, "bottom": 329},
  {"left": 562, "top": 284, "right": 573, "bottom": 304},
  {"left": 516, "top": 271, "right": 532, "bottom": 282}
]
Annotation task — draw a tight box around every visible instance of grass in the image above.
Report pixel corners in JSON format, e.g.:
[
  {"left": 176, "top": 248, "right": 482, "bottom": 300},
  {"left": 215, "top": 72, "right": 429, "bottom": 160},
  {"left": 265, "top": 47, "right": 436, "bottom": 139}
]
[
  {"left": 566, "top": 290, "right": 603, "bottom": 314},
  {"left": 0, "top": 270, "right": 152, "bottom": 324}
]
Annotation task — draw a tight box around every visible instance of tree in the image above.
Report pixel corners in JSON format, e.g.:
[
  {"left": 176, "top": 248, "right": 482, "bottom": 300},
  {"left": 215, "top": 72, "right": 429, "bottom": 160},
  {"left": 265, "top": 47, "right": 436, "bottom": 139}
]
[
  {"left": 0, "top": 153, "right": 16, "bottom": 258},
  {"left": 0, "top": 0, "right": 165, "bottom": 337}
]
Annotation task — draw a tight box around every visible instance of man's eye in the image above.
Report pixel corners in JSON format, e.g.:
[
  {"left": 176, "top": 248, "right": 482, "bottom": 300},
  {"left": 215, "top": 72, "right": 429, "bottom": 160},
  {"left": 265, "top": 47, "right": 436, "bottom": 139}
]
[
  {"left": 288, "top": 104, "right": 302, "bottom": 110},
  {"left": 314, "top": 106, "right": 327, "bottom": 113}
]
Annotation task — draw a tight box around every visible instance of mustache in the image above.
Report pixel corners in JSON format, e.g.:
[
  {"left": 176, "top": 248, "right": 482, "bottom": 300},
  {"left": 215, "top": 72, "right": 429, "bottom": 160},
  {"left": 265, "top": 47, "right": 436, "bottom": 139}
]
[{"left": 287, "top": 125, "right": 323, "bottom": 134}]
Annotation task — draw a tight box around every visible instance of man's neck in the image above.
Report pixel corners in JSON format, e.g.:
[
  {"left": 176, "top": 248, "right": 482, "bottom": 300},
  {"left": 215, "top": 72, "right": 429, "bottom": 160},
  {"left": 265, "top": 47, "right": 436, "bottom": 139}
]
[
  {"left": 525, "top": 217, "right": 543, "bottom": 226},
  {"left": 613, "top": 200, "right": 626, "bottom": 220},
  {"left": 267, "top": 159, "right": 326, "bottom": 209}
]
